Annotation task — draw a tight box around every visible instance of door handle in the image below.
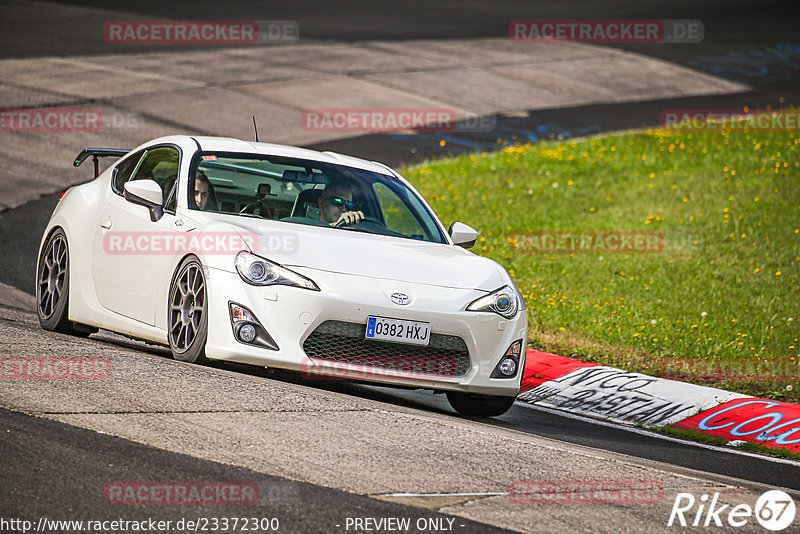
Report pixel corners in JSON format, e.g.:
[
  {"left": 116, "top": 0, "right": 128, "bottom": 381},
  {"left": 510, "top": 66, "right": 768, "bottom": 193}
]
[{"left": 100, "top": 219, "right": 112, "bottom": 230}]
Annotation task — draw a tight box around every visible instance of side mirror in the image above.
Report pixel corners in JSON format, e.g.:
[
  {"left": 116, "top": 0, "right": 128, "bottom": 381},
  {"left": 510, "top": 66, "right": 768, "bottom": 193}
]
[
  {"left": 449, "top": 222, "right": 478, "bottom": 249},
  {"left": 124, "top": 179, "right": 164, "bottom": 222}
]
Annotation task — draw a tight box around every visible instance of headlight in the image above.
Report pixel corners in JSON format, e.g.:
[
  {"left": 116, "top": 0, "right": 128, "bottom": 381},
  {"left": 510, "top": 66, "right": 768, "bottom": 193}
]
[
  {"left": 467, "top": 285, "right": 519, "bottom": 319},
  {"left": 234, "top": 251, "right": 319, "bottom": 291}
]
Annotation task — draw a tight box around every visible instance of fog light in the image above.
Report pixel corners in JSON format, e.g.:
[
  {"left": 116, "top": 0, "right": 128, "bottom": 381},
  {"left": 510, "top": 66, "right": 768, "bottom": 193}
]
[
  {"left": 228, "top": 302, "right": 279, "bottom": 350},
  {"left": 239, "top": 323, "right": 256, "bottom": 342},
  {"left": 490, "top": 339, "right": 524, "bottom": 378},
  {"left": 499, "top": 357, "right": 517, "bottom": 376}
]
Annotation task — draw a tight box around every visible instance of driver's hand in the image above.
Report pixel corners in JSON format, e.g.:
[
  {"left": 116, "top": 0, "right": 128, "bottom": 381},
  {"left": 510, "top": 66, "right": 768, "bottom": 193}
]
[{"left": 333, "top": 210, "right": 364, "bottom": 226}]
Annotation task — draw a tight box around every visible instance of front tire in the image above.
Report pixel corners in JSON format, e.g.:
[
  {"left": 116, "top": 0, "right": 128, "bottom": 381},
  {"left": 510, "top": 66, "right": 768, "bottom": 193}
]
[
  {"left": 168, "top": 256, "right": 209, "bottom": 364},
  {"left": 37, "top": 228, "right": 94, "bottom": 336},
  {"left": 446, "top": 392, "right": 517, "bottom": 417}
]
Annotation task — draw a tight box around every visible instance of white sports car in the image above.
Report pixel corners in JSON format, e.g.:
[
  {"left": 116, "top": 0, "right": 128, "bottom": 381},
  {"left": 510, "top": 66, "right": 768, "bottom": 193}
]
[{"left": 37, "top": 135, "right": 527, "bottom": 416}]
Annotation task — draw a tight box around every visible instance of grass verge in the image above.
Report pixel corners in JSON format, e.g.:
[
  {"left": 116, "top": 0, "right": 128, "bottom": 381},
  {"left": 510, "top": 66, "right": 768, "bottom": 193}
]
[
  {"left": 402, "top": 109, "right": 800, "bottom": 402},
  {"left": 654, "top": 425, "right": 800, "bottom": 461}
]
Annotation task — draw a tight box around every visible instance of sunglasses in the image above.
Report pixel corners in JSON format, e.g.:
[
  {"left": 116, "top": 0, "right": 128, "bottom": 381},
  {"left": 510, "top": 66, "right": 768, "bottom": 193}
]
[{"left": 325, "top": 197, "right": 356, "bottom": 210}]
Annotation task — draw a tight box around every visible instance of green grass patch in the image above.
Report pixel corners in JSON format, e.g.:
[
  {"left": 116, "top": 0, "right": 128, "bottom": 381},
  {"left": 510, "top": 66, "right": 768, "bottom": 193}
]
[
  {"left": 653, "top": 426, "right": 800, "bottom": 461},
  {"left": 402, "top": 110, "right": 800, "bottom": 402},
  {"left": 736, "top": 440, "right": 800, "bottom": 461},
  {"left": 652, "top": 425, "right": 729, "bottom": 446}
]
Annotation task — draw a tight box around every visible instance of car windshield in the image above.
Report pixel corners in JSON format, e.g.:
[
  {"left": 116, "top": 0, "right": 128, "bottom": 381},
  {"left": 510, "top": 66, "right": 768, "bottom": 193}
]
[{"left": 189, "top": 152, "right": 447, "bottom": 244}]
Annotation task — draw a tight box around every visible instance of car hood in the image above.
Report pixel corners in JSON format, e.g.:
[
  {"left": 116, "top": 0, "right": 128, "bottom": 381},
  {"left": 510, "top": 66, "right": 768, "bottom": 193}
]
[{"left": 221, "top": 218, "right": 504, "bottom": 291}]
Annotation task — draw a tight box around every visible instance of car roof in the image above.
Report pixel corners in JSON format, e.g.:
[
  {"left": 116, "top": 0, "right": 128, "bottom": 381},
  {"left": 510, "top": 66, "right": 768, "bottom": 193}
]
[{"left": 183, "top": 136, "right": 396, "bottom": 176}]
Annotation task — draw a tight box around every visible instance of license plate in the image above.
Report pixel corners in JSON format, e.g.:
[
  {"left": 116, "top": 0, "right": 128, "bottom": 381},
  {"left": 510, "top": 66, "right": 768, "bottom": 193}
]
[{"left": 365, "top": 316, "right": 431, "bottom": 346}]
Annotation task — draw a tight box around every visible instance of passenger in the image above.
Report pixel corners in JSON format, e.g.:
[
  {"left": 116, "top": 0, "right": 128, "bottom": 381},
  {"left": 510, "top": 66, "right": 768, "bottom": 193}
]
[{"left": 317, "top": 182, "right": 364, "bottom": 226}]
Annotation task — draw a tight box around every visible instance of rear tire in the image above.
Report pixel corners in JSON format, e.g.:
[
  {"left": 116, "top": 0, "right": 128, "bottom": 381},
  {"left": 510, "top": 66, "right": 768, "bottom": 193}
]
[
  {"left": 168, "top": 256, "right": 209, "bottom": 364},
  {"left": 446, "top": 392, "right": 516, "bottom": 417},
  {"left": 36, "top": 228, "right": 95, "bottom": 336}
]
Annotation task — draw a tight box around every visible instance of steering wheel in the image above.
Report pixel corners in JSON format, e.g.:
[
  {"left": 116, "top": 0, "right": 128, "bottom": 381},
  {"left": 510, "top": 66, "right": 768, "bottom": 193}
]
[
  {"left": 239, "top": 200, "right": 272, "bottom": 219},
  {"left": 334, "top": 215, "right": 385, "bottom": 228}
]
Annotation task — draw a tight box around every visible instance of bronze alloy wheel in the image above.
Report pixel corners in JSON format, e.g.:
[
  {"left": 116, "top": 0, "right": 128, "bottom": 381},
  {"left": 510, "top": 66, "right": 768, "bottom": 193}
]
[
  {"left": 168, "top": 257, "right": 209, "bottom": 363},
  {"left": 38, "top": 231, "right": 67, "bottom": 321},
  {"left": 36, "top": 228, "right": 95, "bottom": 336}
]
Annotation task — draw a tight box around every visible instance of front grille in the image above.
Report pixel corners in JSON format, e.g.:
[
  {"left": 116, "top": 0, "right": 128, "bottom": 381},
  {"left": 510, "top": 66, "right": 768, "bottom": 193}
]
[{"left": 302, "top": 320, "right": 471, "bottom": 377}]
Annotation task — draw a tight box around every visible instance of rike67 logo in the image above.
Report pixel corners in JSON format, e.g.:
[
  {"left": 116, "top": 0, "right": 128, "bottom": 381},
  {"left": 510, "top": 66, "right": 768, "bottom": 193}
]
[{"left": 668, "top": 490, "right": 796, "bottom": 531}]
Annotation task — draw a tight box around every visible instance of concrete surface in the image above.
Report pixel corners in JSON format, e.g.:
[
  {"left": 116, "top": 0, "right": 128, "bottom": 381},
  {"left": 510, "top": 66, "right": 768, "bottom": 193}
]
[{"left": 0, "top": 38, "right": 748, "bottom": 211}]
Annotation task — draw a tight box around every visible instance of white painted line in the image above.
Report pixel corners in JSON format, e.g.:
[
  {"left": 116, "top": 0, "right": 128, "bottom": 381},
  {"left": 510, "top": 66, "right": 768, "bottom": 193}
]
[{"left": 514, "top": 400, "right": 800, "bottom": 467}]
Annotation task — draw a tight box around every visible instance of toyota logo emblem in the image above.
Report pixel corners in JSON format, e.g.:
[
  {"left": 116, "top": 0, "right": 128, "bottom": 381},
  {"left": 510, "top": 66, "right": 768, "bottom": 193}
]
[{"left": 390, "top": 292, "right": 410, "bottom": 305}]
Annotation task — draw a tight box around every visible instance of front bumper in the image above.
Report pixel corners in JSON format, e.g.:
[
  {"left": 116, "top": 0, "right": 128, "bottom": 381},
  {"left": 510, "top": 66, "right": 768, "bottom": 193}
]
[{"left": 204, "top": 266, "right": 527, "bottom": 396}]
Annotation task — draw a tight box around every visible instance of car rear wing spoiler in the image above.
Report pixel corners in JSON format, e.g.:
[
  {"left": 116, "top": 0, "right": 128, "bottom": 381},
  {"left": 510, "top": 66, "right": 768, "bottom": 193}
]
[{"left": 73, "top": 148, "right": 130, "bottom": 178}]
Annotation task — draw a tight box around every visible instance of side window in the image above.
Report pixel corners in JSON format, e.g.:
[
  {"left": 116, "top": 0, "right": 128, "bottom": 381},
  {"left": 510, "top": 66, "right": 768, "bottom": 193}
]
[
  {"left": 129, "top": 146, "right": 180, "bottom": 207},
  {"left": 112, "top": 150, "right": 144, "bottom": 194},
  {"left": 373, "top": 183, "right": 427, "bottom": 239}
]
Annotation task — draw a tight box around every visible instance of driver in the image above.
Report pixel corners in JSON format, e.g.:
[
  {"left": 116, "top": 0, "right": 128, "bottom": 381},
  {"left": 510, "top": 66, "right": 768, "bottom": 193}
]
[{"left": 317, "top": 182, "right": 364, "bottom": 226}]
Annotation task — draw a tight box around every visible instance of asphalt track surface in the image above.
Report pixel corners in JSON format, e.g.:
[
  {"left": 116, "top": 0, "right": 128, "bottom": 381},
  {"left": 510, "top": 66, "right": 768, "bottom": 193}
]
[
  {"left": 2, "top": 1, "right": 800, "bottom": 531},
  {"left": 198, "top": 362, "right": 800, "bottom": 492},
  {"left": 2, "top": 0, "right": 799, "bottom": 58},
  {"left": 1, "top": 408, "right": 514, "bottom": 533},
  {"left": 0, "top": 190, "right": 798, "bottom": 495}
]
